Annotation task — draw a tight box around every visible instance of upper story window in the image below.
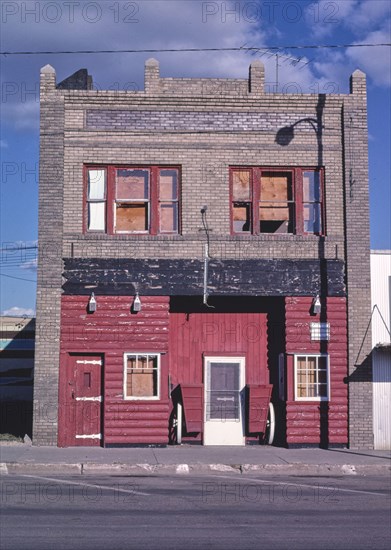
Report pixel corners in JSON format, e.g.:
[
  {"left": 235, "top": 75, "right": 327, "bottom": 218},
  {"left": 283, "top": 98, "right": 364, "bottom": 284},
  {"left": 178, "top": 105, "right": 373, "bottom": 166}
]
[
  {"left": 86, "top": 166, "right": 180, "bottom": 235},
  {"left": 231, "top": 167, "right": 324, "bottom": 235}
]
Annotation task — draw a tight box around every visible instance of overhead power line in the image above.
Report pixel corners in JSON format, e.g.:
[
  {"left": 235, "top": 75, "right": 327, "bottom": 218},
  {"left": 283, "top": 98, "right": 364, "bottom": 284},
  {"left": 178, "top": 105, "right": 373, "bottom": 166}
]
[
  {"left": 1, "top": 44, "right": 390, "bottom": 56},
  {"left": 0, "top": 273, "right": 37, "bottom": 283}
]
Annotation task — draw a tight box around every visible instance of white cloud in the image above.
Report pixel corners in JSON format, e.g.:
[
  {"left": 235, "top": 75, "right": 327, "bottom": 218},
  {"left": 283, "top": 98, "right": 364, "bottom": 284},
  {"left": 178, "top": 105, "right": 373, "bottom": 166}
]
[
  {"left": 1, "top": 98, "right": 40, "bottom": 131},
  {"left": 346, "top": 0, "right": 391, "bottom": 31},
  {"left": 20, "top": 258, "right": 37, "bottom": 272},
  {"left": 1, "top": 306, "right": 35, "bottom": 317},
  {"left": 305, "top": 0, "right": 357, "bottom": 38},
  {"left": 347, "top": 28, "right": 391, "bottom": 87},
  {"left": 305, "top": 0, "right": 391, "bottom": 43}
]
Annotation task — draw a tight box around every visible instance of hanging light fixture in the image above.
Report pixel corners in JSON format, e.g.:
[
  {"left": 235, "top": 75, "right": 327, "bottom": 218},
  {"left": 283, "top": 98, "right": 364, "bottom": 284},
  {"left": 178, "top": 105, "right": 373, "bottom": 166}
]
[
  {"left": 88, "top": 292, "right": 97, "bottom": 313},
  {"left": 312, "top": 295, "right": 321, "bottom": 315},
  {"left": 133, "top": 293, "right": 142, "bottom": 312}
]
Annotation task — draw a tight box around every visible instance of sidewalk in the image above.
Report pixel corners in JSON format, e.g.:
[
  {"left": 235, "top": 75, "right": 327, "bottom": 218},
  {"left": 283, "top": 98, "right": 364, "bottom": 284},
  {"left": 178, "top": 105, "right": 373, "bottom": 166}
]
[{"left": 1, "top": 443, "right": 390, "bottom": 476}]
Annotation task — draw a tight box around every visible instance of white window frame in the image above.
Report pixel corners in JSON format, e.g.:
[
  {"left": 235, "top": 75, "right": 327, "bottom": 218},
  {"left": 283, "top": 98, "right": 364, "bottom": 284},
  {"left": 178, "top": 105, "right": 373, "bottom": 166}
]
[
  {"left": 123, "top": 352, "right": 160, "bottom": 401},
  {"left": 294, "top": 354, "right": 330, "bottom": 402}
]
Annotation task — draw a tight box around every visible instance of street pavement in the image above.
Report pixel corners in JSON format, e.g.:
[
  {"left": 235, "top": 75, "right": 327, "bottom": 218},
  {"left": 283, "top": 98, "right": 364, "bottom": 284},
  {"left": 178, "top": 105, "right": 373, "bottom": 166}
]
[
  {"left": 1, "top": 473, "right": 390, "bottom": 550},
  {"left": 1, "top": 442, "right": 390, "bottom": 476}
]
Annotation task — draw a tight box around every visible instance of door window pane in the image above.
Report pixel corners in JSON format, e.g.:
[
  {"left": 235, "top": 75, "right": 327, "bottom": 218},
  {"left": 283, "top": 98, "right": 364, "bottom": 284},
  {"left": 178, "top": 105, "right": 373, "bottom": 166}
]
[{"left": 207, "top": 362, "right": 241, "bottom": 421}]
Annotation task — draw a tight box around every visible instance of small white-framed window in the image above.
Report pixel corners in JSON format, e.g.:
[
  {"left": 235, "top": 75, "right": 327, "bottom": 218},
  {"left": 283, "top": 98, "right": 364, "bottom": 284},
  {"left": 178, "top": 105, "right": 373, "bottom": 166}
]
[
  {"left": 294, "top": 354, "right": 329, "bottom": 401},
  {"left": 123, "top": 353, "right": 160, "bottom": 400}
]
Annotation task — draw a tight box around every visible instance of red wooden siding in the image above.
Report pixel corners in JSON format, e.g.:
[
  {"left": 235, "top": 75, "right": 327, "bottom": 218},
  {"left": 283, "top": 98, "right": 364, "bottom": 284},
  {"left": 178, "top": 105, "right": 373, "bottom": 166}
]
[
  {"left": 59, "top": 295, "right": 170, "bottom": 445},
  {"left": 179, "top": 384, "right": 203, "bottom": 432},
  {"left": 285, "top": 296, "right": 348, "bottom": 445},
  {"left": 169, "top": 312, "right": 267, "bottom": 386}
]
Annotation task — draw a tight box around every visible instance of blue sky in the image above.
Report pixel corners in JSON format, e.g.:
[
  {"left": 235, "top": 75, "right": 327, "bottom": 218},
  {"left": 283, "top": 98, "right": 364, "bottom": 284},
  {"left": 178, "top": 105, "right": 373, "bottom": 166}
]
[{"left": 0, "top": 0, "right": 390, "bottom": 316}]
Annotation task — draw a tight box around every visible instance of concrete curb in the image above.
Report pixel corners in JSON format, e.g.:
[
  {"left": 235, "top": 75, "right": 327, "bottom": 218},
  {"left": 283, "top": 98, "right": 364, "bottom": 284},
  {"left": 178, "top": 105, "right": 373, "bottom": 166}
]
[{"left": 1, "top": 462, "right": 390, "bottom": 476}]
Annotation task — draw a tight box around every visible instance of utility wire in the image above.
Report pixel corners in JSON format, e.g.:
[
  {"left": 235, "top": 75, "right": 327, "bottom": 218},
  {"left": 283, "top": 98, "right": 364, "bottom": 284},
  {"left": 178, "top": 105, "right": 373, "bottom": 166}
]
[
  {"left": 0, "top": 273, "right": 37, "bottom": 282},
  {"left": 0, "top": 246, "right": 37, "bottom": 252},
  {"left": 1, "top": 44, "right": 390, "bottom": 56}
]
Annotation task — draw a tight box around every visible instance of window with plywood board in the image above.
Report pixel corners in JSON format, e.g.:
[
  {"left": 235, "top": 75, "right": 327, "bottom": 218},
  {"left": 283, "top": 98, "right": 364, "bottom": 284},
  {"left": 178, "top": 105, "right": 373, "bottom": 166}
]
[
  {"left": 230, "top": 167, "right": 325, "bottom": 236},
  {"left": 85, "top": 166, "right": 180, "bottom": 235},
  {"left": 124, "top": 353, "right": 160, "bottom": 400}
]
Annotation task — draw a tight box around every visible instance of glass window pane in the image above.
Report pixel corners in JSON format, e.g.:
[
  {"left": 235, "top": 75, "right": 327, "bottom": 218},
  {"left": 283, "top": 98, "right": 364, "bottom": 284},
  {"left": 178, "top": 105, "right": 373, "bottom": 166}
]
[
  {"left": 318, "top": 370, "right": 328, "bottom": 383},
  {"left": 88, "top": 202, "right": 105, "bottom": 231},
  {"left": 318, "top": 384, "right": 328, "bottom": 397},
  {"left": 159, "top": 170, "right": 178, "bottom": 200},
  {"left": 318, "top": 356, "right": 328, "bottom": 370},
  {"left": 116, "top": 169, "right": 149, "bottom": 200},
  {"left": 233, "top": 203, "right": 251, "bottom": 232},
  {"left": 232, "top": 170, "right": 251, "bottom": 201},
  {"left": 297, "top": 384, "right": 306, "bottom": 398},
  {"left": 303, "top": 171, "right": 320, "bottom": 202},
  {"left": 116, "top": 203, "right": 148, "bottom": 232},
  {"left": 304, "top": 204, "right": 322, "bottom": 233},
  {"left": 307, "top": 385, "right": 316, "bottom": 398},
  {"left": 88, "top": 170, "right": 106, "bottom": 200},
  {"left": 297, "top": 357, "right": 307, "bottom": 369},
  {"left": 160, "top": 203, "right": 178, "bottom": 232}
]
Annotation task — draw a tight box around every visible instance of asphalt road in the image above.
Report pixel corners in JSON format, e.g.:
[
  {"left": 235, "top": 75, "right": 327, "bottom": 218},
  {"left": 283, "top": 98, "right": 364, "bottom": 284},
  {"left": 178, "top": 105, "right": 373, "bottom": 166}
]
[{"left": 1, "top": 473, "right": 390, "bottom": 550}]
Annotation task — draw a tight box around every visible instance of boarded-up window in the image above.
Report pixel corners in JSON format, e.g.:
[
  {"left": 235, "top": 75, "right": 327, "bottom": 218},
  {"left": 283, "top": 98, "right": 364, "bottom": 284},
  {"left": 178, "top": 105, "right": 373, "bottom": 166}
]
[
  {"left": 259, "top": 172, "right": 293, "bottom": 233},
  {"left": 86, "top": 165, "right": 180, "bottom": 235},
  {"left": 124, "top": 353, "right": 159, "bottom": 399},
  {"left": 87, "top": 169, "right": 106, "bottom": 231},
  {"left": 295, "top": 355, "right": 329, "bottom": 401},
  {"left": 115, "top": 169, "right": 150, "bottom": 233},
  {"left": 230, "top": 167, "right": 324, "bottom": 236}
]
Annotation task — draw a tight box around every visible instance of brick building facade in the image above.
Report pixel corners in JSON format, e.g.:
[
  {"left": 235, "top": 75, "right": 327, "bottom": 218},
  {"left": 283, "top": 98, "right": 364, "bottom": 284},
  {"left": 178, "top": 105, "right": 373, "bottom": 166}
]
[{"left": 33, "top": 59, "right": 372, "bottom": 448}]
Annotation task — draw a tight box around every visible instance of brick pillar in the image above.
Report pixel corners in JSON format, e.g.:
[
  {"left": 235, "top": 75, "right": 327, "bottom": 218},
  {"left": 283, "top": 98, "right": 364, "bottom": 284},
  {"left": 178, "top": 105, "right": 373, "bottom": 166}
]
[
  {"left": 249, "top": 60, "right": 264, "bottom": 96},
  {"left": 145, "top": 58, "right": 160, "bottom": 94},
  {"left": 343, "top": 69, "right": 373, "bottom": 449},
  {"left": 33, "top": 65, "right": 64, "bottom": 445}
]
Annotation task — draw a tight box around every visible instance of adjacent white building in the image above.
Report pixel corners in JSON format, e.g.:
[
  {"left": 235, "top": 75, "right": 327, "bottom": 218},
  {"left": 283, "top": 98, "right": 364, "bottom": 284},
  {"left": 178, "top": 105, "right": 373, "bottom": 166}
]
[{"left": 371, "top": 250, "right": 391, "bottom": 450}]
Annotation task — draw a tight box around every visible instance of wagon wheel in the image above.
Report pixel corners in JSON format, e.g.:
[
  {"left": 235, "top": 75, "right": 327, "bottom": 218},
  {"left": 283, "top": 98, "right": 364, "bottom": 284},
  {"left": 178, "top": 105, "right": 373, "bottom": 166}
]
[{"left": 263, "top": 402, "right": 275, "bottom": 445}]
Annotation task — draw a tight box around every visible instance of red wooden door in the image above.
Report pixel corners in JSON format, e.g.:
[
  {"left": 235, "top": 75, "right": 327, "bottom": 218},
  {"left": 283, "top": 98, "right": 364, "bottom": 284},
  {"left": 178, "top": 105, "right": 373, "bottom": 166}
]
[{"left": 68, "top": 355, "right": 103, "bottom": 446}]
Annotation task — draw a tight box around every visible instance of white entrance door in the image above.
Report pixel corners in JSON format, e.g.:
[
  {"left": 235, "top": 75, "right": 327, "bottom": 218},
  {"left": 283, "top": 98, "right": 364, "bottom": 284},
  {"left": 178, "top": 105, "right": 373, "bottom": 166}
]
[{"left": 204, "top": 356, "right": 245, "bottom": 446}]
